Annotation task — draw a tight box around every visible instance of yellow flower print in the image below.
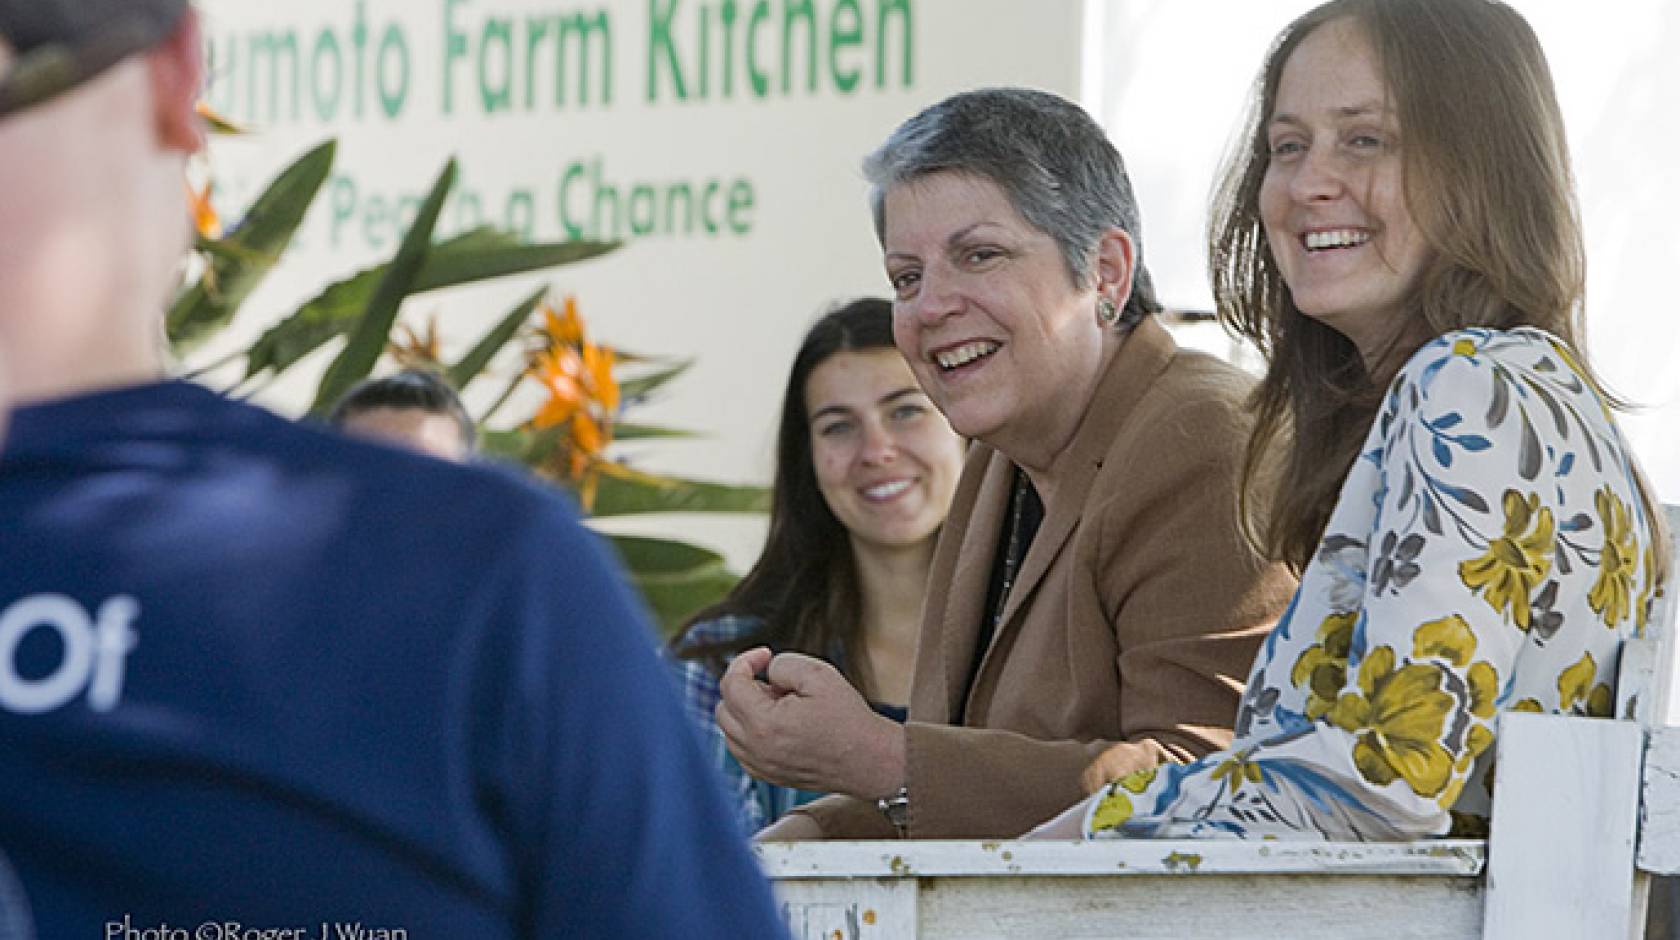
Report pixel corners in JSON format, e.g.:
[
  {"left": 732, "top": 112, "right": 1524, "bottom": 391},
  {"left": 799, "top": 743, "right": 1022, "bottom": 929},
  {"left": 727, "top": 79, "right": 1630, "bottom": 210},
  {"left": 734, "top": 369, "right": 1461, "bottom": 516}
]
[
  {"left": 1513, "top": 698, "right": 1544, "bottom": 712},
  {"left": 1557, "top": 651, "right": 1614, "bottom": 717},
  {"left": 1637, "top": 540, "right": 1658, "bottom": 636},
  {"left": 1452, "top": 338, "right": 1478, "bottom": 357},
  {"left": 1326, "top": 646, "right": 1457, "bottom": 798},
  {"left": 1090, "top": 767, "right": 1161, "bottom": 834},
  {"left": 1437, "top": 771, "right": 1469, "bottom": 810},
  {"left": 1467, "top": 662, "right": 1499, "bottom": 719},
  {"left": 1412, "top": 614, "right": 1478, "bottom": 666},
  {"left": 1119, "top": 766, "right": 1157, "bottom": 795},
  {"left": 1089, "top": 788, "right": 1134, "bottom": 834},
  {"left": 1458, "top": 490, "right": 1555, "bottom": 629},
  {"left": 1464, "top": 724, "right": 1494, "bottom": 762},
  {"left": 1211, "top": 755, "right": 1263, "bottom": 795},
  {"left": 1290, "top": 611, "right": 1357, "bottom": 719},
  {"left": 1589, "top": 486, "right": 1638, "bottom": 628}
]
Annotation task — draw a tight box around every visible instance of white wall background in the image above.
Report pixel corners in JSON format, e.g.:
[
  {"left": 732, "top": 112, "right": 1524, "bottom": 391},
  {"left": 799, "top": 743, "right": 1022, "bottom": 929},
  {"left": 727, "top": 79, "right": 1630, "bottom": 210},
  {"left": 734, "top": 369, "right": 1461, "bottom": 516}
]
[{"left": 195, "top": 0, "right": 1084, "bottom": 566}]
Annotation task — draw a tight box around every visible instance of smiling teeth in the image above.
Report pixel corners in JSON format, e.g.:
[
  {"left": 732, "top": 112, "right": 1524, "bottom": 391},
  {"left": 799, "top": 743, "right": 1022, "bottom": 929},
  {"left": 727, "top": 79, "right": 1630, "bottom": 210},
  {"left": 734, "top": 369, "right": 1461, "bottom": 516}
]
[
  {"left": 934, "top": 341, "right": 999, "bottom": 370},
  {"left": 1305, "top": 229, "right": 1370, "bottom": 250},
  {"left": 865, "top": 480, "right": 913, "bottom": 499}
]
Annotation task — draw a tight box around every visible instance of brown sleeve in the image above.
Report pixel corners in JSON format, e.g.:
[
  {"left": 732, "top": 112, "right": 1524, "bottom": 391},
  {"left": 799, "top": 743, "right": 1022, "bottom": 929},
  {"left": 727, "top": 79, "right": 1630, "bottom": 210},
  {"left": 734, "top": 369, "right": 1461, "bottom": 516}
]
[
  {"left": 1097, "top": 386, "right": 1297, "bottom": 776},
  {"left": 901, "top": 384, "right": 1296, "bottom": 838},
  {"left": 783, "top": 793, "right": 897, "bottom": 839}
]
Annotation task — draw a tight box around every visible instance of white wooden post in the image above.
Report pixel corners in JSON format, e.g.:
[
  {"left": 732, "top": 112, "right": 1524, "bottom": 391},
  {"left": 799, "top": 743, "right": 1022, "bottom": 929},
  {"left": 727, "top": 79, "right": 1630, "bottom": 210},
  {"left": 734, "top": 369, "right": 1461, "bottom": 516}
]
[{"left": 1481, "top": 712, "right": 1644, "bottom": 939}]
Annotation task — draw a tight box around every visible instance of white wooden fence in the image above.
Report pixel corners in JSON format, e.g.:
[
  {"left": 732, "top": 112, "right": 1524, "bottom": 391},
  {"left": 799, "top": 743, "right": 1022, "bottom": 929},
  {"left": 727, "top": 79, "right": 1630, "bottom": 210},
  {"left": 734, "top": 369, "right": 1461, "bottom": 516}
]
[{"left": 757, "top": 505, "right": 1680, "bottom": 940}]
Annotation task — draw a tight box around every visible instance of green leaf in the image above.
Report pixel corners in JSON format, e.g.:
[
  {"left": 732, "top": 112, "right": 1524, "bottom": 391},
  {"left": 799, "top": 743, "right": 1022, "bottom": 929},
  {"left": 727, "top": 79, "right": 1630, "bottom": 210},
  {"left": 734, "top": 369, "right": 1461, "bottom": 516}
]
[
  {"left": 243, "top": 230, "right": 618, "bottom": 380},
  {"left": 167, "top": 140, "right": 336, "bottom": 352},
  {"left": 620, "top": 360, "right": 694, "bottom": 401},
  {"left": 591, "top": 471, "right": 769, "bottom": 516},
  {"left": 612, "top": 424, "right": 701, "bottom": 442},
  {"left": 611, "top": 534, "right": 728, "bottom": 573},
  {"left": 608, "top": 535, "right": 739, "bottom": 637},
  {"left": 447, "top": 286, "right": 545, "bottom": 389},
  {"left": 309, "top": 159, "right": 457, "bottom": 416},
  {"left": 479, "top": 425, "right": 563, "bottom": 465}
]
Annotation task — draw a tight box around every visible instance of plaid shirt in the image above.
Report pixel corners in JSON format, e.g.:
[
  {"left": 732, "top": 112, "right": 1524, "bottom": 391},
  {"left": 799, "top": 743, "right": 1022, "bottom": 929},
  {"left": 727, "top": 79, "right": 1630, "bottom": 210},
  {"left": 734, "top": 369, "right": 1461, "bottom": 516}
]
[{"left": 663, "top": 615, "right": 825, "bottom": 834}]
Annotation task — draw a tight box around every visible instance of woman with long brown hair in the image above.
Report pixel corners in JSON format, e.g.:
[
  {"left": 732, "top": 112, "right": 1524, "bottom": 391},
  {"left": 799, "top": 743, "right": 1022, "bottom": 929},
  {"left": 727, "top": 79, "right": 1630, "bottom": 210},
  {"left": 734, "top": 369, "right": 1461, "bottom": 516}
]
[
  {"left": 667, "top": 298, "right": 965, "bottom": 831},
  {"left": 1050, "top": 0, "right": 1668, "bottom": 841}
]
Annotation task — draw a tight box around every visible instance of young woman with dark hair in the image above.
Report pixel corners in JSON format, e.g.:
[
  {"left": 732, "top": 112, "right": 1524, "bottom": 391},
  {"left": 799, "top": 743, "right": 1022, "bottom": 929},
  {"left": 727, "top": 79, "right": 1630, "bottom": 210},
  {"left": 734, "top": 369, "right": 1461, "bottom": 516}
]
[{"left": 668, "top": 297, "right": 965, "bottom": 831}]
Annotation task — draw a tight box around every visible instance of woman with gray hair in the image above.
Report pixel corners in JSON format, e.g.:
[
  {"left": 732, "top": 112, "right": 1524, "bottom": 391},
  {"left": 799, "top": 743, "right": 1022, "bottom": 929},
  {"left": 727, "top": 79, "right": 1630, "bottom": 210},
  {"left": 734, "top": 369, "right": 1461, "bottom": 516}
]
[{"left": 717, "top": 87, "right": 1296, "bottom": 840}]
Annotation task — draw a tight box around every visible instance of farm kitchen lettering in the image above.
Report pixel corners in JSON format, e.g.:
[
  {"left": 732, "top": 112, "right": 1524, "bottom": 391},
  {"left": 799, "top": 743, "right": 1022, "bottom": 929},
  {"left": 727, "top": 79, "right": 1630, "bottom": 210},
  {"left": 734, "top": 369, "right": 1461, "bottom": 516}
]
[{"left": 204, "top": 0, "right": 915, "bottom": 125}]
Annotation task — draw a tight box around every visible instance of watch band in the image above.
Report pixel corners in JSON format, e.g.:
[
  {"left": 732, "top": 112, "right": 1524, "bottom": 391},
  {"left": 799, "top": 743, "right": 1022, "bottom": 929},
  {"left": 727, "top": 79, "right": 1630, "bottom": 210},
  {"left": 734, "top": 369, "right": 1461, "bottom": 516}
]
[{"left": 876, "top": 785, "right": 910, "bottom": 835}]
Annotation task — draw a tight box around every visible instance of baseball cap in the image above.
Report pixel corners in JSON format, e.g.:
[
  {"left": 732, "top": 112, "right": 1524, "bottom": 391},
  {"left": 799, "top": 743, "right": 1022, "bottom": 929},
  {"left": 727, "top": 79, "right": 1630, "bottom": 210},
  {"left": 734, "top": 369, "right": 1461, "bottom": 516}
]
[{"left": 0, "top": 0, "right": 188, "bottom": 118}]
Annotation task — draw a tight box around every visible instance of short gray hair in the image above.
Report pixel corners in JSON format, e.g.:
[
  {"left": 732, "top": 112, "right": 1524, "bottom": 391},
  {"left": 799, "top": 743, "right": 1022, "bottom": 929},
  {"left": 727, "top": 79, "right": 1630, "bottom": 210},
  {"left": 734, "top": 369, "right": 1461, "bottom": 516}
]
[{"left": 862, "top": 87, "right": 1160, "bottom": 327}]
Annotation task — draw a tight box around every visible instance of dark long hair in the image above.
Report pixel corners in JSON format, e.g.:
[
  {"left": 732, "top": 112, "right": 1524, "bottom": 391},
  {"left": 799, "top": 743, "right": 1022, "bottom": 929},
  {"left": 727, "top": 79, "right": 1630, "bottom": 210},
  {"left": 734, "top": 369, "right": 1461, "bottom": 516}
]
[
  {"left": 671, "top": 298, "right": 897, "bottom": 686},
  {"left": 1211, "top": 0, "right": 1666, "bottom": 576}
]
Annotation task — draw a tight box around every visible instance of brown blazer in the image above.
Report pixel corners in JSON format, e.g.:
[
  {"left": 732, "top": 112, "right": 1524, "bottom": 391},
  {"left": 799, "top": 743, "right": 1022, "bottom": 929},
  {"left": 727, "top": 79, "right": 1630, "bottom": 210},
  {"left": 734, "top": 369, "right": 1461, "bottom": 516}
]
[{"left": 793, "top": 317, "right": 1298, "bottom": 838}]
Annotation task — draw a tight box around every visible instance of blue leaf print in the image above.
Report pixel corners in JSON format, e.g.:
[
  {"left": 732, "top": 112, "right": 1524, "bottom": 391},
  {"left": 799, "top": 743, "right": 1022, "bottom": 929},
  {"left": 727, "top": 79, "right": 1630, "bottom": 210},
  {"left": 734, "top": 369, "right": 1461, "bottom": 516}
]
[
  {"left": 1457, "top": 435, "right": 1492, "bottom": 452},
  {"left": 1434, "top": 412, "right": 1463, "bottom": 430},
  {"left": 1433, "top": 438, "right": 1452, "bottom": 467},
  {"left": 1263, "top": 760, "right": 1379, "bottom": 814},
  {"left": 1262, "top": 589, "right": 1303, "bottom": 657},
  {"left": 1146, "top": 761, "right": 1199, "bottom": 816},
  {"left": 1420, "top": 356, "right": 1451, "bottom": 388},
  {"left": 1270, "top": 705, "right": 1313, "bottom": 736},
  {"left": 1560, "top": 512, "right": 1593, "bottom": 533},
  {"left": 1558, "top": 452, "right": 1576, "bottom": 476}
]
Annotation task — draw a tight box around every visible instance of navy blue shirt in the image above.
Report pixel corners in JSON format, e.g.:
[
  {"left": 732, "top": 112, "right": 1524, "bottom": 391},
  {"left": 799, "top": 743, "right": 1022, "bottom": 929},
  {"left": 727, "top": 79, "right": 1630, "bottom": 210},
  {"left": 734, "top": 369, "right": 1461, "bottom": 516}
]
[{"left": 0, "top": 381, "right": 786, "bottom": 939}]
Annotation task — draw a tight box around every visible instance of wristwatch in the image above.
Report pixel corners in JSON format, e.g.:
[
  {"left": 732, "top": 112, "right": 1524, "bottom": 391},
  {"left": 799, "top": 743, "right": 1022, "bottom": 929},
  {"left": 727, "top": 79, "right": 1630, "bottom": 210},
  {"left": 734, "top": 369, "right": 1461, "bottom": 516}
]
[{"left": 876, "top": 785, "right": 910, "bottom": 835}]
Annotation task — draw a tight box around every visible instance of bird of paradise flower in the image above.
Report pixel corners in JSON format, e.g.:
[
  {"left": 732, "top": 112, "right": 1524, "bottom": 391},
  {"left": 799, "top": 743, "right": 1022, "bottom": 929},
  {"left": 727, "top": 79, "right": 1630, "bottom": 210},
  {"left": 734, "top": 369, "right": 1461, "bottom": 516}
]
[{"left": 524, "top": 296, "right": 625, "bottom": 510}]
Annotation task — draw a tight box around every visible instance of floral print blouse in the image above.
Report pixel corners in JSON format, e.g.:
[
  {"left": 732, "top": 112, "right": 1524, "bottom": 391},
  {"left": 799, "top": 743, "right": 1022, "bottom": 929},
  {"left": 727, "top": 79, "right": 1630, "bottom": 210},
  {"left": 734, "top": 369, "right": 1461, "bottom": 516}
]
[{"left": 1079, "top": 327, "right": 1662, "bottom": 840}]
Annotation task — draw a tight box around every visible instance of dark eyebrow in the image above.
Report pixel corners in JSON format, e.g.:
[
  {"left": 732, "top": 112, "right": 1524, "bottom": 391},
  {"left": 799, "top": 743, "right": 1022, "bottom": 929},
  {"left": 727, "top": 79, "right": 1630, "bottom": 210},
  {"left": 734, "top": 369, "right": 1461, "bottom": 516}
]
[
  {"left": 809, "top": 403, "right": 855, "bottom": 424},
  {"left": 811, "top": 387, "right": 925, "bottom": 423},
  {"left": 884, "top": 220, "right": 1007, "bottom": 265}
]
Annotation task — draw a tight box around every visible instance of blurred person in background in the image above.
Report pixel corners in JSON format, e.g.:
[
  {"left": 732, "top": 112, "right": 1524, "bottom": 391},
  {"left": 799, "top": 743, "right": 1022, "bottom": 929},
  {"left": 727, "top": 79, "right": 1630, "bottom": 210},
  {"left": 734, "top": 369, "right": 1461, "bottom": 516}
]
[{"left": 329, "top": 368, "right": 477, "bottom": 462}]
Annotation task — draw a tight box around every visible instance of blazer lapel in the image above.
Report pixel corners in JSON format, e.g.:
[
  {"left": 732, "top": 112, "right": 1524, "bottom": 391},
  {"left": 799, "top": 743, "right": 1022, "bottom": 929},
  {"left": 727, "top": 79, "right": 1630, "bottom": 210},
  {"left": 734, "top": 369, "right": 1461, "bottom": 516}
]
[
  {"left": 968, "top": 318, "right": 1180, "bottom": 704},
  {"left": 931, "top": 448, "right": 1014, "bottom": 722}
]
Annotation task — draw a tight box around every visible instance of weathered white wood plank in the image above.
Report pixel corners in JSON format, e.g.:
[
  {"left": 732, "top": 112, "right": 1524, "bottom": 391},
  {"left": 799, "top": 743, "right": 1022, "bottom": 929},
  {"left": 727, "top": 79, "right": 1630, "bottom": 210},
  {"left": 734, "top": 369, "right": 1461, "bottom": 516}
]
[
  {"left": 913, "top": 874, "right": 1482, "bottom": 940},
  {"left": 1640, "top": 726, "right": 1680, "bottom": 875},
  {"left": 1483, "top": 711, "right": 1643, "bottom": 940},
  {"left": 776, "top": 878, "right": 917, "bottom": 940},
  {"left": 1659, "top": 504, "right": 1680, "bottom": 727},
  {"left": 757, "top": 838, "right": 1484, "bottom": 878}
]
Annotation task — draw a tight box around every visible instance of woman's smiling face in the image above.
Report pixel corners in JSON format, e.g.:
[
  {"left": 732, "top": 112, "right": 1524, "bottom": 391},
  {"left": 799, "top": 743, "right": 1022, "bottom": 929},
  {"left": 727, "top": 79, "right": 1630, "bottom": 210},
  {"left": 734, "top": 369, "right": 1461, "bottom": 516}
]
[
  {"left": 881, "top": 171, "right": 1109, "bottom": 467},
  {"left": 1260, "top": 17, "right": 1431, "bottom": 364},
  {"left": 805, "top": 347, "right": 964, "bottom": 552}
]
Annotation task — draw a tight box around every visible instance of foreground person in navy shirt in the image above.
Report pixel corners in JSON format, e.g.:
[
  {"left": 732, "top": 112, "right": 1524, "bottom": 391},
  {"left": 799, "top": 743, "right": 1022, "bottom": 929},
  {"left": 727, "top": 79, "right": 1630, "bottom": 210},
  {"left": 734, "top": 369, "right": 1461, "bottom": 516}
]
[{"left": 0, "top": 3, "right": 787, "bottom": 937}]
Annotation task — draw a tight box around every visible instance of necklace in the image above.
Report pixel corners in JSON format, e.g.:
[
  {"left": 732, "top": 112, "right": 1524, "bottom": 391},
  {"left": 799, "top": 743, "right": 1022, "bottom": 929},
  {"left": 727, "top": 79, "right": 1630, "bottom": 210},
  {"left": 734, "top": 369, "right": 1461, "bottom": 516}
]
[{"left": 991, "top": 471, "right": 1032, "bottom": 628}]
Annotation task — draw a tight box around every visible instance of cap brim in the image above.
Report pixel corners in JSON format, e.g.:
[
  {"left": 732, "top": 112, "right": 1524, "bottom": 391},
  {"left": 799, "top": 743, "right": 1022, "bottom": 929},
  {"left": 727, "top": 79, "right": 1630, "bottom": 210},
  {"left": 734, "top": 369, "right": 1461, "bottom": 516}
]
[{"left": 0, "top": 12, "right": 181, "bottom": 118}]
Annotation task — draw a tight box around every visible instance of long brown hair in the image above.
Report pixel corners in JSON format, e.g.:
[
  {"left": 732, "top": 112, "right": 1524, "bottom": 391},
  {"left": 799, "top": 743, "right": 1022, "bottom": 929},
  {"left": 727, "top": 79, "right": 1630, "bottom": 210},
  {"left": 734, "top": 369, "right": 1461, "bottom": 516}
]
[
  {"left": 670, "top": 299, "right": 896, "bottom": 691},
  {"left": 1212, "top": 0, "right": 1666, "bottom": 581}
]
